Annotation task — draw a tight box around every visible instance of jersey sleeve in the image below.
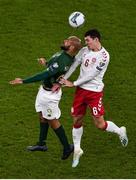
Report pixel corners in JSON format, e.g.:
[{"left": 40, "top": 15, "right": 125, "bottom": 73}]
[
  {"left": 23, "top": 70, "right": 51, "bottom": 83},
  {"left": 23, "top": 61, "right": 61, "bottom": 84},
  {"left": 63, "top": 59, "right": 80, "bottom": 79},
  {"left": 63, "top": 48, "right": 85, "bottom": 79},
  {"left": 73, "top": 56, "right": 109, "bottom": 86}
]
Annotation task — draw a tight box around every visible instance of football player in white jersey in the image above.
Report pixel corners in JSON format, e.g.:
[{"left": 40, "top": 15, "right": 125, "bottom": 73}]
[{"left": 60, "top": 29, "right": 128, "bottom": 167}]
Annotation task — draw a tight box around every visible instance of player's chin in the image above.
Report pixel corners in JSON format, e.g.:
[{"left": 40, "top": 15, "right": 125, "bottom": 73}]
[{"left": 87, "top": 46, "right": 92, "bottom": 50}]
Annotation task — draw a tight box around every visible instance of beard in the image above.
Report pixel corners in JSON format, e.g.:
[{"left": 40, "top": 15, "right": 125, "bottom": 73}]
[{"left": 60, "top": 45, "right": 70, "bottom": 51}]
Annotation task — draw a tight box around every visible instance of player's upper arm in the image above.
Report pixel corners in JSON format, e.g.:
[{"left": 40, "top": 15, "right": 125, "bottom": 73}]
[
  {"left": 63, "top": 59, "right": 80, "bottom": 79},
  {"left": 75, "top": 47, "right": 86, "bottom": 63}
]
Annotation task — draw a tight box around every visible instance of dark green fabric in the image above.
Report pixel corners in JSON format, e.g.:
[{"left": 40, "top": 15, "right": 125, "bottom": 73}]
[
  {"left": 23, "top": 51, "right": 74, "bottom": 88},
  {"left": 38, "top": 122, "right": 49, "bottom": 146},
  {"left": 23, "top": 71, "right": 50, "bottom": 84},
  {"left": 54, "top": 125, "right": 69, "bottom": 150}
]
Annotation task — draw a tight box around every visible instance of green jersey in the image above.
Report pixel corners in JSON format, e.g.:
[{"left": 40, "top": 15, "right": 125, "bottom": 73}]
[{"left": 23, "top": 51, "right": 74, "bottom": 88}]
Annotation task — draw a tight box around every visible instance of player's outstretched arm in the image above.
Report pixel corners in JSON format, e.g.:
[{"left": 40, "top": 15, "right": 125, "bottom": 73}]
[{"left": 9, "top": 78, "right": 23, "bottom": 85}]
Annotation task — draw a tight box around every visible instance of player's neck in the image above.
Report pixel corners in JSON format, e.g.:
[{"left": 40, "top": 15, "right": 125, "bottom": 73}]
[{"left": 66, "top": 51, "right": 75, "bottom": 57}]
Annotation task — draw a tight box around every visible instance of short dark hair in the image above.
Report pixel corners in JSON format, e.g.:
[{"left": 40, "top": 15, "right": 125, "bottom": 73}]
[{"left": 84, "top": 29, "right": 101, "bottom": 41}]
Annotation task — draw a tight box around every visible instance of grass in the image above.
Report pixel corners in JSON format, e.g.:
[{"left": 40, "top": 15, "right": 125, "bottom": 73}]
[{"left": 0, "top": 0, "right": 136, "bottom": 178}]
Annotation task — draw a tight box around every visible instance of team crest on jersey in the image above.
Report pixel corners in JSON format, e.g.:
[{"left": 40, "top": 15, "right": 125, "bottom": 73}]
[
  {"left": 92, "top": 58, "right": 96, "bottom": 63},
  {"left": 47, "top": 109, "right": 52, "bottom": 117}
]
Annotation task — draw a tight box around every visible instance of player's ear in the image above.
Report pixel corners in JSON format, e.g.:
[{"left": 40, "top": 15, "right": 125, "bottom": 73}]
[{"left": 95, "top": 37, "right": 99, "bottom": 42}]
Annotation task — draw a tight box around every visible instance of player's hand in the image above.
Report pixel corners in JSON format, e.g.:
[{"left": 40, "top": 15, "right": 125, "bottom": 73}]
[
  {"left": 51, "top": 83, "right": 61, "bottom": 93},
  {"left": 38, "top": 57, "right": 47, "bottom": 66},
  {"left": 57, "top": 75, "right": 64, "bottom": 83},
  {"left": 60, "top": 78, "right": 74, "bottom": 87},
  {"left": 9, "top": 78, "right": 23, "bottom": 85}
]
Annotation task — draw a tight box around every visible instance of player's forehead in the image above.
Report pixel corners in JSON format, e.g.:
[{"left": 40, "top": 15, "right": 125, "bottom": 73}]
[
  {"left": 67, "top": 36, "right": 81, "bottom": 42},
  {"left": 64, "top": 39, "right": 71, "bottom": 44},
  {"left": 64, "top": 39, "right": 76, "bottom": 45},
  {"left": 85, "top": 36, "right": 92, "bottom": 40}
]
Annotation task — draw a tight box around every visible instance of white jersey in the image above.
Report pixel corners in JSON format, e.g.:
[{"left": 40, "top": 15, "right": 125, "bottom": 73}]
[{"left": 64, "top": 46, "right": 110, "bottom": 92}]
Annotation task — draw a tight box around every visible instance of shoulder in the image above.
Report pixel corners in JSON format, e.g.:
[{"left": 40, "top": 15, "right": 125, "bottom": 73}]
[
  {"left": 50, "top": 51, "right": 67, "bottom": 65},
  {"left": 48, "top": 52, "right": 61, "bottom": 64},
  {"left": 100, "top": 47, "right": 110, "bottom": 62},
  {"left": 75, "top": 46, "right": 89, "bottom": 60},
  {"left": 58, "top": 51, "right": 73, "bottom": 61},
  {"left": 52, "top": 51, "right": 62, "bottom": 58},
  {"left": 78, "top": 46, "right": 89, "bottom": 54}
]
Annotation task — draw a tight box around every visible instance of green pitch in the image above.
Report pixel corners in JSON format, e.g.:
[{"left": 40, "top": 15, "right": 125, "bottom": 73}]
[{"left": 0, "top": 0, "right": 136, "bottom": 178}]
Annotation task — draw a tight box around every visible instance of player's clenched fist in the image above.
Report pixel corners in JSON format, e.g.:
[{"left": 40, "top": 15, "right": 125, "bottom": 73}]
[
  {"left": 60, "top": 78, "right": 74, "bottom": 87},
  {"left": 38, "top": 57, "right": 47, "bottom": 66}
]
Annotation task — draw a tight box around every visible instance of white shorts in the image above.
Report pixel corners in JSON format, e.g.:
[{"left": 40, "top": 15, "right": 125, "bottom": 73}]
[{"left": 35, "top": 86, "right": 62, "bottom": 120}]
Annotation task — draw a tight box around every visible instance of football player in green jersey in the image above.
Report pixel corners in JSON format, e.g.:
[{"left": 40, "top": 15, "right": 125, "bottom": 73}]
[{"left": 10, "top": 36, "right": 82, "bottom": 160}]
